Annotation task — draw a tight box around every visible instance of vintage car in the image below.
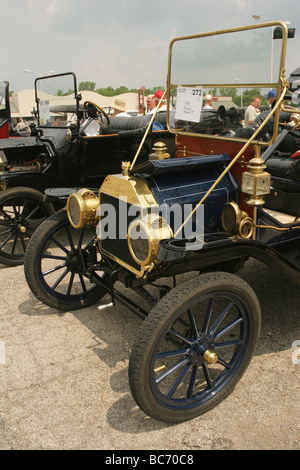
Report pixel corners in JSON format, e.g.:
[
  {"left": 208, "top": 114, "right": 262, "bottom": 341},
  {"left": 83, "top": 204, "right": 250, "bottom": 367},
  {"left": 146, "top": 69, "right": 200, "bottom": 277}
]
[
  {"left": 24, "top": 22, "right": 300, "bottom": 423},
  {"left": 0, "top": 73, "right": 178, "bottom": 266}
]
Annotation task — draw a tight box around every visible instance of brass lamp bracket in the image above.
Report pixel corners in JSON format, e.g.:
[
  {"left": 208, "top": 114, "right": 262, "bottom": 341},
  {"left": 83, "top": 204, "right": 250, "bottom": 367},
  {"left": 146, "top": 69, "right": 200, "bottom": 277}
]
[{"left": 149, "top": 142, "right": 170, "bottom": 160}]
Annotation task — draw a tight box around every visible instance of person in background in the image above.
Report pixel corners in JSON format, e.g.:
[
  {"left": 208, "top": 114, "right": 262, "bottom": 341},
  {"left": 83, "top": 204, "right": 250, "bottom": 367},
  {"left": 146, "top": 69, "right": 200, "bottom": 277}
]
[
  {"left": 113, "top": 97, "right": 130, "bottom": 117},
  {"left": 138, "top": 103, "right": 146, "bottom": 115},
  {"left": 202, "top": 94, "right": 213, "bottom": 109},
  {"left": 244, "top": 96, "right": 261, "bottom": 126},
  {"left": 151, "top": 90, "right": 167, "bottom": 113},
  {"left": 15, "top": 118, "right": 27, "bottom": 131},
  {"left": 266, "top": 89, "right": 276, "bottom": 108},
  {"left": 146, "top": 95, "right": 156, "bottom": 114}
]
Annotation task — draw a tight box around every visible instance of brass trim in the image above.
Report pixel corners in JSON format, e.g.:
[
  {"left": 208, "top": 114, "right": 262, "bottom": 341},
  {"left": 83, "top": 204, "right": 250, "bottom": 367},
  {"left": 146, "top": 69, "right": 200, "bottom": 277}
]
[
  {"left": 130, "top": 91, "right": 166, "bottom": 171},
  {"left": 173, "top": 83, "right": 288, "bottom": 239},
  {"left": 203, "top": 350, "right": 218, "bottom": 364},
  {"left": 65, "top": 128, "right": 72, "bottom": 141},
  {"left": 239, "top": 217, "right": 254, "bottom": 239},
  {"left": 99, "top": 174, "right": 158, "bottom": 208},
  {"left": 99, "top": 246, "right": 150, "bottom": 278},
  {"left": 97, "top": 175, "right": 163, "bottom": 277},
  {"left": 254, "top": 224, "right": 300, "bottom": 232},
  {"left": 66, "top": 188, "right": 99, "bottom": 229},
  {"left": 127, "top": 215, "right": 173, "bottom": 266},
  {"left": 166, "top": 21, "right": 289, "bottom": 147},
  {"left": 149, "top": 142, "right": 170, "bottom": 160},
  {"left": 221, "top": 202, "right": 254, "bottom": 239},
  {"left": 127, "top": 221, "right": 153, "bottom": 266}
]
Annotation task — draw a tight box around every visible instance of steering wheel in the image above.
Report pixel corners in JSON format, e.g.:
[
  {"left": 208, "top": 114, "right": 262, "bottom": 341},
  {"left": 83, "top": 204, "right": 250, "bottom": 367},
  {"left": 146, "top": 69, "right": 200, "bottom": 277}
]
[{"left": 83, "top": 100, "right": 110, "bottom": 125}]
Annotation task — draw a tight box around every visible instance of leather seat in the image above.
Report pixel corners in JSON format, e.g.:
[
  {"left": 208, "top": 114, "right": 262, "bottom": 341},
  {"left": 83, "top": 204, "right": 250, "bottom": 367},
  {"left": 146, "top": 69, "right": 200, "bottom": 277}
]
[{"left": 100, "top": 112, "right": 167, "bottom": 135}]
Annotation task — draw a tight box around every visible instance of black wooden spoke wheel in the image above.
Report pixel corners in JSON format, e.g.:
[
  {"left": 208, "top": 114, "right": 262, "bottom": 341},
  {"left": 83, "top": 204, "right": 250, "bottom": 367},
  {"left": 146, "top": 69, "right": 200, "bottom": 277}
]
[
  {"left": 24, "top": 210, "right": 108, "bottom": 310},
  {"left": 129, "top": 272, "right": 261, "bottom": 423},
  {"left": 0, "top": 187, "right": 54, "bottom": 266}
]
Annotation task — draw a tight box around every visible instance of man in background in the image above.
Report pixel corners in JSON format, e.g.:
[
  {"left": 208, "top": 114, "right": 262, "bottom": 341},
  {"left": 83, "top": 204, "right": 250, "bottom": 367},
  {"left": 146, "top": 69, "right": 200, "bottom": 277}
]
[{"left": 245, "top": 96, "right": 261, "bottom": 126}]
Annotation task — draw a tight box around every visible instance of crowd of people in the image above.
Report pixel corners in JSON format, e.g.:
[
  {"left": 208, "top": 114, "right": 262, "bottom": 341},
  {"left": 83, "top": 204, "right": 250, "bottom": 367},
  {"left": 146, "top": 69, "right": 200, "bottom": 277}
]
[
  {"left": 200, "top": 90, "right": 278, "bottom": 128},
  {"left": 14, "top": 88, "right": 278, "bottom": 131},
  {"left": 112, "top": 90, "right": 167, "bottom": 118}
]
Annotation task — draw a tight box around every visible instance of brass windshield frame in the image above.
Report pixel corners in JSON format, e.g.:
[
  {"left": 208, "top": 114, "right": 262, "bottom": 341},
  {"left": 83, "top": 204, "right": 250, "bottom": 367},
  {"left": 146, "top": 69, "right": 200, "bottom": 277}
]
[{"left": 166, "top": 21, "right": 290, "bottom": 147}]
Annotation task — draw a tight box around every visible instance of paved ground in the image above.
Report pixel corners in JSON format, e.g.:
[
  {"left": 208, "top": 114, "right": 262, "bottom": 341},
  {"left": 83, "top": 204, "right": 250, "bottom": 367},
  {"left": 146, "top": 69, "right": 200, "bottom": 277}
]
[{"left": 0, "top": 258, "right": 299, "bottom": 450}]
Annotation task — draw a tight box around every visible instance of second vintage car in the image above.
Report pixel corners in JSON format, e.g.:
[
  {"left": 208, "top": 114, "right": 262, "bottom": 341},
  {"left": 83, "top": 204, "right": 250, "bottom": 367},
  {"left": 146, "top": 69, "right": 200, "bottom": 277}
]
[{"left": 0, "top": 73, "right": 177, "bottom": 266}]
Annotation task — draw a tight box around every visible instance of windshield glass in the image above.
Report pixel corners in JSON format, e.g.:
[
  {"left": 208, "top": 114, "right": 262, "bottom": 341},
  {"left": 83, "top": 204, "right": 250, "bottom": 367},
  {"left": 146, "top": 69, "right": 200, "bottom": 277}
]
[
  {"left": 35, "top": 73, "right": 78, "bottom": 127},
  {"left": 168, "top": 23, "right": 287, "bottom": 144}
]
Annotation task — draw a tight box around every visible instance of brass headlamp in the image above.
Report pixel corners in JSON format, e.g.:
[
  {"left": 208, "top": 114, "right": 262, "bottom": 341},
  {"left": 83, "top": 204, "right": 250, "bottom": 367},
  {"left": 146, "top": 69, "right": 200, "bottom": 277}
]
[
  {"left": 221, "top": 201, "right": 254, "bottom": 239},
  {"left": 66, "top": 188, "right": 99, "bottom": 229},
  {"left": 127, "top": 214, "right": 173, "bottom": 266}
]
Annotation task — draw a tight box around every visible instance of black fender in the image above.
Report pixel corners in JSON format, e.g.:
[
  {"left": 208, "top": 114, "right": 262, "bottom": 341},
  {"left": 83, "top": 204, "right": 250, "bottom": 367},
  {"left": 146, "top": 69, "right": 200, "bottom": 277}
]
[
  {"left": 158, "top": 234, "right": 300, "bottom": 284},
  {"left": 0, "top": 171, "right": 67, "bottom": 193}
]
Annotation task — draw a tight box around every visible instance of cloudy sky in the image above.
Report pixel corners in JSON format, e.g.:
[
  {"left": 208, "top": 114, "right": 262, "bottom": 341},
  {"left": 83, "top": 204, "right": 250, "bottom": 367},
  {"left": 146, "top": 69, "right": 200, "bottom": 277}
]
[{"left": 2, "top": 0, "right": 299, "bottom": 92}]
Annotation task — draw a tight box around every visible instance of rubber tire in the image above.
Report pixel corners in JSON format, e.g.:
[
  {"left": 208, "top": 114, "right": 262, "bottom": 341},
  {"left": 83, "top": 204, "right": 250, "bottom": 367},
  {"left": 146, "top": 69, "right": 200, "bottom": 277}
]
[
  {"left": 0, "top": 186, "right": 54, "bottom": 266},
  {"left": 128, "top": 272, "right": 261, "bottom": 423},
  {"left": 24, "top": 209, "right": 108, "bottom": 311}
]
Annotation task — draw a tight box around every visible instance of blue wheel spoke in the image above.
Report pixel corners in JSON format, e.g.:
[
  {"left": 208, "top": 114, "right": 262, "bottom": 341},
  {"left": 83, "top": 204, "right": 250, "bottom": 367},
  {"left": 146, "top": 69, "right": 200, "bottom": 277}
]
[
  {"left": 202, "top": 298, "right": 215, "bottom": 333},
  {"left": 12, "top": 203, "right": 20, "bottom": 218},
  {"left": 156, "top": 348, "right": 190, "bottom": 360},
  {"left": 0, "top": 208, "right": 14, "bottom": 223},
  {"left": 188, "top": 308, "right": 199, "bottom": 337},
  {"left": 214, "top": 317, "right": 243, "bottom": 340},
  {"left": 22, "top": 203, "right": 39, "bottom": 221},
  {"left": 19, "top": 233, "right": 27, "bottom": 253},
  {"left": 0, "top": 231, "right": 12, "bottom": 249},
  {"left": 51, "top": 268, "right": 69, "bottom": 290},
  {"left": 155, "top": 357, "right": 190, "bottom": 384},
  {"left": 43, "top": 262, "right": 67, "bottom": 276},
  {"left": 42, "top": 253, "right": 67, "bottom": 261},
  {"left": 209, "top": 301, "right": 234, "bottom": 335},
  {"left": 77, "top": 225, "right": 86, "bottom": 249},
  {"left": 0, "top": 222, "right": 13, "bottom": 230},
  {"left": 187, "top": 365, "right": 198, "bottom": 398},
  {"left": 202, "top": 363, "right": 213, "bottom": 389},
  {"left": 167, "top": 363, "right": 191, "bottom": 399},
  {"left": 168, "top": 327, "right": 194, "bottom": 346},
  {"left": 65, "top": 225, "right": 76, "bottom": 251},
  {"left": 215, "top": 339, "right": 243, "bottom": 349},
  {"left": 11, "top": 233, "right": 21, "bottom": 255},
  {"left": 49, "top": 235, "right": 71, "bottom": 255},
  {"left": 79, "top": 273, "right": 87, "bottom": 293},
  {"left": 67, "top": 273, "right": 75, "bottom": 295},
  {"left": 217, "top": 357, "right": 232, "bottom": 369}
]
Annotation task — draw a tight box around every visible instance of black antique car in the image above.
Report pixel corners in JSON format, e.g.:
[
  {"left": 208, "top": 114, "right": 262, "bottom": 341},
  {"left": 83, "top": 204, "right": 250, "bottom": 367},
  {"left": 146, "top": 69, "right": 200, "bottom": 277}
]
[
  {"left": 24, "top": 22, "right": 299, "bottom": 423},
  {"left": 0, "top": 73, "right": 177, "bottom": 266}
]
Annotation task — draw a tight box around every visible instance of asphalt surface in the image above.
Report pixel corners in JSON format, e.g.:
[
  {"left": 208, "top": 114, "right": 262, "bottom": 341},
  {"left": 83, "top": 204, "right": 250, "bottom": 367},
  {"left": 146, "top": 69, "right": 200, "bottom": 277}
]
[{"left": 1, "top": 258, "right": 299, "bottom": 450}]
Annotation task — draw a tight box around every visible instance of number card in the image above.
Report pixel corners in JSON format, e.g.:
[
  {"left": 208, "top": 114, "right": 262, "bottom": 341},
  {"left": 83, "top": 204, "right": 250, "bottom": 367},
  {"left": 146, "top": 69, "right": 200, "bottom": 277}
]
[{"left": 175, "top": 86, "right": 203, "bottom": 123}]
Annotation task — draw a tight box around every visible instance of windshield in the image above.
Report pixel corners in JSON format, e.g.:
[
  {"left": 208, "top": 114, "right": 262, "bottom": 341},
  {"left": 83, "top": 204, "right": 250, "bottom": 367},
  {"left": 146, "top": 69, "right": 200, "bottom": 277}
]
[
  {"left": 167, "top": 22, "right": 287, "bottom": 144},
  {"left": 35, "top": 73, "right": 78, "bottom": 127}
]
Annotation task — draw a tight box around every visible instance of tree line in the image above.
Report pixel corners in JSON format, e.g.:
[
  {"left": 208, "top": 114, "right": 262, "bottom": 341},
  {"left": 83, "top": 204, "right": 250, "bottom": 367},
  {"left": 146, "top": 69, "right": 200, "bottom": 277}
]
[
  {"left": 78, "top": 81, "right": 164, "bottom": 97},
  {"left": 59, "top": 81, "right": 269, "bottom": 108},
  {"left": 209, "top": 87, "right": 268, "bottom": 107}
]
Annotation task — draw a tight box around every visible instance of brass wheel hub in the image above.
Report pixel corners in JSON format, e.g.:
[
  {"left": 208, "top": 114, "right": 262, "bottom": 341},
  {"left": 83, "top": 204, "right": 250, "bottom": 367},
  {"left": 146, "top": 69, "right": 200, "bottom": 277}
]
[
  {"left": 188, "top": 335, "right": 218, "bottom": 366},
  {"left": 18, "top": 225, "right": 27, "bottom": 233}
]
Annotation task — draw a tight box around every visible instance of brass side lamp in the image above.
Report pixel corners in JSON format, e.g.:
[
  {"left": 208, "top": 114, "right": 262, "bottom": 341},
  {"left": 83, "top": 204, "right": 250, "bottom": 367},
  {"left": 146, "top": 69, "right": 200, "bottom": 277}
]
[{"left": 241, "top": 155, "right": 271, "bottom": 206}]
